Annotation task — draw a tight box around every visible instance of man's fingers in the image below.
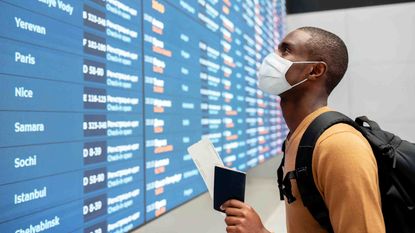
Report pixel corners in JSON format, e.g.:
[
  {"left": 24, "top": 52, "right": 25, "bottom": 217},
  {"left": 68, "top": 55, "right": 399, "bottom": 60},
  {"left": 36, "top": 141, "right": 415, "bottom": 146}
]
[
  {"left": 224, "top": 216, "right": 242, "bottom": 226},
  {"left": 222, "top": 199, "right": 246, "bottom": 209},
  {"left": 224, "top": 207, "right": 244, "bottom": 217},
  {"left": 226, "top": 225, "right": 239, "bottom": 233}
]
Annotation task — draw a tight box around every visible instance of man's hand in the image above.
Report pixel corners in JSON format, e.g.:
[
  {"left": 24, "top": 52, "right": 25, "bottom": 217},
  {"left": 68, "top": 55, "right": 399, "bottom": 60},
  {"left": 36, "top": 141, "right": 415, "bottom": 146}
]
[{"left": 221, "top": 199, "right": 271, "bottom": 233}]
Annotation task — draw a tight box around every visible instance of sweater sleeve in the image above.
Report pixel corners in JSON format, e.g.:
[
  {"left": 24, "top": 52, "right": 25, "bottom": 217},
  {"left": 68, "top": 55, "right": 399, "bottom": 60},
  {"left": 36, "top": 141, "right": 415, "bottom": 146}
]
[{"left": 312, "top": 126, "right": 385, "bottom": 233}]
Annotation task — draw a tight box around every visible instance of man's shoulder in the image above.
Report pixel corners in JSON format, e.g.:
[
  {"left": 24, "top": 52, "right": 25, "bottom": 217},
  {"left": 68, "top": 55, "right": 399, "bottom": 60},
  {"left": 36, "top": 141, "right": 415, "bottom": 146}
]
[
  {"left": 312, "top": 122, "right": 379, "bottom": 192},
  {"left": 312, "top": 122, "right": 376, "bottom": 173},
  {"left": 317, "top": 123, "right": 370, "bottom": 150},
  {"left": 312, "top": 122, "right": 375, "bottom": 167}
]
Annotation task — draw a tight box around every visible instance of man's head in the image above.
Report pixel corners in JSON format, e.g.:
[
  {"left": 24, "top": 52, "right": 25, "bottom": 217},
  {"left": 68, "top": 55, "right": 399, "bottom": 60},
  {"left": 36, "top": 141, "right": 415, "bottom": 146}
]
[{"left": 276, "top": 26, "right": 348, "bottom": 97}]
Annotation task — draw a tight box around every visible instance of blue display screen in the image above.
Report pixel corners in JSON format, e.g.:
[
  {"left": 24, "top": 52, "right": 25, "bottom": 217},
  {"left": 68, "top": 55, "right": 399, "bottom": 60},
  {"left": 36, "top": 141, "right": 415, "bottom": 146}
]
[{"left": 0, "top": 0, "right": 287, "bottom": 232}]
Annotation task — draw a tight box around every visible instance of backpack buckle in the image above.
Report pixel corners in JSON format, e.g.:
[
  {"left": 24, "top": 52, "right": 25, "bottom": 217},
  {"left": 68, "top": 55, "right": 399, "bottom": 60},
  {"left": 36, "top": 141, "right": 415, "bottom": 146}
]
[
  {"left": 279, "top": 183, "right": 296, "bottom": 204},
  {"left": 278, "top": 171, "right": 297, "bottom": 204}
]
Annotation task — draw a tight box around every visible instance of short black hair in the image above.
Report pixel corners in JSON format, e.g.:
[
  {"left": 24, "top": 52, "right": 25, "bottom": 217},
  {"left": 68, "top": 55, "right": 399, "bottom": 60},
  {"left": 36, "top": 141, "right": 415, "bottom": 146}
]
[{"left": 297, "top": 27, "right": 348, "bottom": 95}]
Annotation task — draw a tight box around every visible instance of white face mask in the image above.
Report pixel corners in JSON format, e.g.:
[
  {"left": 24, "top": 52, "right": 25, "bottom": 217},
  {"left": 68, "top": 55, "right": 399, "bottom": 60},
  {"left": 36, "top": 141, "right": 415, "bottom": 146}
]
[{"left": 258, "top": 53, "right": 323, "bottom": 96}]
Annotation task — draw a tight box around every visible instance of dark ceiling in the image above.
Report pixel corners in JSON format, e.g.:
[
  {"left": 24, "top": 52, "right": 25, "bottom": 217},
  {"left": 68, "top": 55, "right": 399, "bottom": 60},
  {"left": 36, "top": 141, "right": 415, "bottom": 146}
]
[{"left": 287, "top": 0, "right": 415, "bottom": 14}]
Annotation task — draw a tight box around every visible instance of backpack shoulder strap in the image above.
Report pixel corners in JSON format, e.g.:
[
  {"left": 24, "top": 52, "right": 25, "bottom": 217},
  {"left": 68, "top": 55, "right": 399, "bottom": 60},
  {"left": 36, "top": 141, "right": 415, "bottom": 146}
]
[
  {"left": 277, "top": 141, "right": 285, "bottom": 200},
  {"left": 296, "top": 111, "right": 356, "bottom": 233},
  {"left": 278, "top": 140, "right": 298, "bottom": 202}
]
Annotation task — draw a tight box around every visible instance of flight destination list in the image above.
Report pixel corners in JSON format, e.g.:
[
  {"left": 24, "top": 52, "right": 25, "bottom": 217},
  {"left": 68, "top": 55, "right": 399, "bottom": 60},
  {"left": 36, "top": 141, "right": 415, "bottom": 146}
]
[{"left": 0, "top": 0, "right": 287, "bottom": 232}]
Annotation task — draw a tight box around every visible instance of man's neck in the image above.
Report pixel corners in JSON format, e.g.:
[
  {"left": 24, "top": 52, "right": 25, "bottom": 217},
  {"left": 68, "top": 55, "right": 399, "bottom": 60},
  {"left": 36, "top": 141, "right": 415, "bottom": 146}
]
[{"left": 281, "top": 95, "right": 328, "bottom": 137}]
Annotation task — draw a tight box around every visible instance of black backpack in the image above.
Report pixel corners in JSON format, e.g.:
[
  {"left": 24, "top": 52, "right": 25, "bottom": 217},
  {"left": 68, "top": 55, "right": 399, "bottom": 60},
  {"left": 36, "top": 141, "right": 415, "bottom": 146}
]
[{"left": 277, "top": 111, "right": 415, "bottom": 233}]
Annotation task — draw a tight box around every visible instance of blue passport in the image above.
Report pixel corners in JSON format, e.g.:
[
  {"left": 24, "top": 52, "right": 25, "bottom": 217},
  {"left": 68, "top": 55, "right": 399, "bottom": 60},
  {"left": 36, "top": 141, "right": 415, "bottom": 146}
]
[{"left": 213, "top": 166, "right": 246, "bottom": 212}]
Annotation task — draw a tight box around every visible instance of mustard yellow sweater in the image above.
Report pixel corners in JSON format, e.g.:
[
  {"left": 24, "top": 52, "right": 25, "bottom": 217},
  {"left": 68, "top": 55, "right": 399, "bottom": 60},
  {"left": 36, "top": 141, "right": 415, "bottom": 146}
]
[{"left": 284, "top": 107, "right": 385, "bottom": 233}]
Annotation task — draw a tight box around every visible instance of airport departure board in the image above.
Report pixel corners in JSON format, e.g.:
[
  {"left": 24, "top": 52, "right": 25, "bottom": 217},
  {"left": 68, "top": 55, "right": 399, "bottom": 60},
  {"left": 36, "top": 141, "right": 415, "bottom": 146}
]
[{"left": 0, "top": 0, "right": 287, "bottom": 232}]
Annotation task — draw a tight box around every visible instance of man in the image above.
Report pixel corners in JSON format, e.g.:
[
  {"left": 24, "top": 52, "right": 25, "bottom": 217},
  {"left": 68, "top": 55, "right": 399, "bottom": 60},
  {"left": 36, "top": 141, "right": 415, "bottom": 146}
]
[{"left": 221, "top": 27, "right": 385, "bottom": 233}]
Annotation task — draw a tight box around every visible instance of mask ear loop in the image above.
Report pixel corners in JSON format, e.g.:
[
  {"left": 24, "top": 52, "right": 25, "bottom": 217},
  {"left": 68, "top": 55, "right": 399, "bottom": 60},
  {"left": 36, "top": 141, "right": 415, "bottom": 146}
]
[
  {"left": 289, "top": 61, "right": 327, "bottom": 88},
  {"left": 290, "top": 77, "right": 309, "bottom": 89}
]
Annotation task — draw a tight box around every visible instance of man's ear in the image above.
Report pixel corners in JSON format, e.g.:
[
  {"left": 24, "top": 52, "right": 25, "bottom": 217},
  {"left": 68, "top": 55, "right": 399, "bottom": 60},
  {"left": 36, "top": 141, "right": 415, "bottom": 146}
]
[{"left": 307, "top": 62, "right": 327, "bottom": 81}]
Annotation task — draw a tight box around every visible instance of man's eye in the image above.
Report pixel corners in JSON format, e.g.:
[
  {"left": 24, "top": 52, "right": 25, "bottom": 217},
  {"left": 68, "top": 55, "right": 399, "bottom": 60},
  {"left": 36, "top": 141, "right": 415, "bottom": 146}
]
[{"left": 281, "top": 47, "right": 290, "bottom": 54}]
